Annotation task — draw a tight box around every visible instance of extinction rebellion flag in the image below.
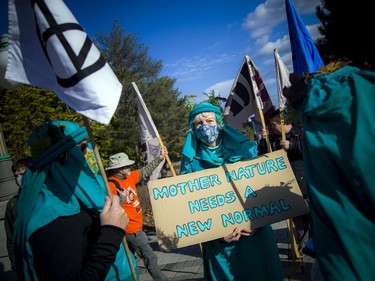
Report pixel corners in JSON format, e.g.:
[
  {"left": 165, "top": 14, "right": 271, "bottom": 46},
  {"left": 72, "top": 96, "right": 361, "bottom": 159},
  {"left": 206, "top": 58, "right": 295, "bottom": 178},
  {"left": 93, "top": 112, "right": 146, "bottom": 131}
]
[{"left": 6, "top": 0, "right": 122, "bottom": 124}]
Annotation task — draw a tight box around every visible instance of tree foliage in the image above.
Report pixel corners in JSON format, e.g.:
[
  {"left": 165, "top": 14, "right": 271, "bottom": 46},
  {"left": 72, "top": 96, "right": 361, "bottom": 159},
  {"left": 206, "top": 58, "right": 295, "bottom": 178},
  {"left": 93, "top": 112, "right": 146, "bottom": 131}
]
[
  {"left": 93, "top": 21, "right": 189, "bottom": 165},
  {"left": 316, "top": 0, "right": 374, "bottom": 71},
  {"left": 0, "top": 21, "right": 189, "bottom": 166},
  {"left": 0, "top": 85, "right": 81, "bottom": 159}
]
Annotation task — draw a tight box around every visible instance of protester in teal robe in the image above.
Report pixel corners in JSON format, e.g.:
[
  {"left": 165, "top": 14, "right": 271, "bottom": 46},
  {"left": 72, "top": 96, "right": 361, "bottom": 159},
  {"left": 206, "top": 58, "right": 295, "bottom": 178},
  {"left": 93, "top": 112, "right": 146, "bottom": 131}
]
[
  {"left": 180, "top": 102, "right": 283, "bottom": 281},
  {"left": 300, "top": 65, "right": 375, "bottom": 281},
  {"left": 13, "top": 120, "right": 138, "bottom": 281}
]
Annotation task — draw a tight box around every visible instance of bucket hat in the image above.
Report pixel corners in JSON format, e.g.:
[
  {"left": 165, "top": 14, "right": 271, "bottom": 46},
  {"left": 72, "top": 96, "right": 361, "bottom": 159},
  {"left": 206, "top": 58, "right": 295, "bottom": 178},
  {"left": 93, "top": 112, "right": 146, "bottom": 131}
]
[{"left": 106, "top": 152, "right": 135, "bottom": 170}]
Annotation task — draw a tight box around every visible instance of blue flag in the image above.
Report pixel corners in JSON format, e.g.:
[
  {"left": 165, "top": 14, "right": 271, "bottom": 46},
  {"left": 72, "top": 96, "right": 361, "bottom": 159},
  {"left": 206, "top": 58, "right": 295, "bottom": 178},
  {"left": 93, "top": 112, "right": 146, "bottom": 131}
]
[{"left": 285, "top": 0, "right": 324, "bottom": 77}]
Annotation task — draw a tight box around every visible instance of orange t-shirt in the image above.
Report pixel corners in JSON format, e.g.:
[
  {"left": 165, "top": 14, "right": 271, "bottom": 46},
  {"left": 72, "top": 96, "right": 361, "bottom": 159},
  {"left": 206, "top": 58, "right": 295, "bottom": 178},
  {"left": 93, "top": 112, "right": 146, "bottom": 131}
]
[{"left": 108, "top": 170, "right": 142, "bottom": 234}]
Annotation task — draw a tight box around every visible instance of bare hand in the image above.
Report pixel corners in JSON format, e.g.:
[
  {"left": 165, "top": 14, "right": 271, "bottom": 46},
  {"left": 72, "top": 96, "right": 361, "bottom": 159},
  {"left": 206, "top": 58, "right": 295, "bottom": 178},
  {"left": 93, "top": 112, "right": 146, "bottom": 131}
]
[
  {"left": 240, "top": 228, "right": 253, "bottom": 237},
  {"left": 159, "top": 146, "right": 168, "bottom": 159},
  {"left": 117, "top": 187, "right": 129, "bottom": 197},
  {"left": 100, "top": 195, "right": 129, "bottom": 229},
  {"left": 261, "top": 128, "right": 268, "bottom": 139},
  {"left": 280, "top": 140, "right": 290, "bottom": 150},
  {"left": 222, "top": 227, "right": 241, "bottom": 243}
]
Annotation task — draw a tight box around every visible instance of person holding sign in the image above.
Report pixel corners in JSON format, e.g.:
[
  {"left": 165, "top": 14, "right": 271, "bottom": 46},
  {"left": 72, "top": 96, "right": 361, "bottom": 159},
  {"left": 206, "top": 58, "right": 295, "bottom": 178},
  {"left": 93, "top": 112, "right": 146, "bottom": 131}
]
[{"left": 180, "top": 103, "right": 283, "bottom": 281}]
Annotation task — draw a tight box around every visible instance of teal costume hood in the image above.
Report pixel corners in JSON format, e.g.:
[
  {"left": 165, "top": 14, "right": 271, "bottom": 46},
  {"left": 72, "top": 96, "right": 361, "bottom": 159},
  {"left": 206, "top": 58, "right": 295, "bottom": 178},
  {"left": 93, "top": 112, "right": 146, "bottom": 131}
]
[
  {"left": 301, "top": 66, "right": 375, "bottom": 280},
  {"left": 14, "top": 120, "right": 136, "bottom": 281},
  {"left": 181, "top": 103, "right": 257, "bottom": 173}
]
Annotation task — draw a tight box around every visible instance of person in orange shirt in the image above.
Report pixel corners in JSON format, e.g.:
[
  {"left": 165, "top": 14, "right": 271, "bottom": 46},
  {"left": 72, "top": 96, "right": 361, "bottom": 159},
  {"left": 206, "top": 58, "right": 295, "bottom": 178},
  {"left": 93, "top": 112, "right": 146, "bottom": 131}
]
[{"left": 106, "top": 148, "right": 168, "bottom": 281}]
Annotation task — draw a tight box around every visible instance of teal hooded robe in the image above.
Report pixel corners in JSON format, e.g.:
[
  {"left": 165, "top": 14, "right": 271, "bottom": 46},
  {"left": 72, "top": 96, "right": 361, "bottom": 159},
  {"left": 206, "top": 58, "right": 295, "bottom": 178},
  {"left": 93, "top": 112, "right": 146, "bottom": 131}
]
[
  {"left": 180, "top": 103, "right": 283, "bottom": 281},
  {"left": 301, "top": 66, "right": 375, "bottom": 281},
  {"left": 13, "top": 120, "right": 138, "bottom": 281}
]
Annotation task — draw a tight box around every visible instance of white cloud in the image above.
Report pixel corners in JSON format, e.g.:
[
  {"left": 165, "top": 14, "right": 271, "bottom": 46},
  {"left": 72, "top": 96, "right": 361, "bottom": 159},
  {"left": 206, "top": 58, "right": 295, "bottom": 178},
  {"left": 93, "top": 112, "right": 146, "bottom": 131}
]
[
  {"left": 166, "top": 0, "right": 322, "bottom": 105},
  {"left": 243, "top": 0, "right": 321, "bottom": 41},
  {"left": 205, "top": 79, "right": 234, "bottom": 98}
]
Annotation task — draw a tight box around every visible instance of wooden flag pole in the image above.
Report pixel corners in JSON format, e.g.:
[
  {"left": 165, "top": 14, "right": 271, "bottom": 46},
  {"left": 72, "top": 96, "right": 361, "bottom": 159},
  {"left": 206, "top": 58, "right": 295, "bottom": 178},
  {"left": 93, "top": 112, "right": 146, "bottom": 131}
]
[
  {"left": 258, "top": 108, "right": 272, "bottom": 152},
  {"left": 156, "top": 136, "right": 176, "bottom": 177},
  {"left": 279, "top": 109, "right": 301, "bottom": 261},
  {"left": 83, "top": 117, "right": 139, "bottom": 281}
]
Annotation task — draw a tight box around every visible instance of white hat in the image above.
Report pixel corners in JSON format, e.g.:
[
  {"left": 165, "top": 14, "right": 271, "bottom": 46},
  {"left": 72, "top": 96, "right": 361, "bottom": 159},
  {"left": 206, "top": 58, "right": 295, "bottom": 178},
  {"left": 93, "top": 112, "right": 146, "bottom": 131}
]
[{"left": 106, "top": 152, "right": 135, "bottom": 170}]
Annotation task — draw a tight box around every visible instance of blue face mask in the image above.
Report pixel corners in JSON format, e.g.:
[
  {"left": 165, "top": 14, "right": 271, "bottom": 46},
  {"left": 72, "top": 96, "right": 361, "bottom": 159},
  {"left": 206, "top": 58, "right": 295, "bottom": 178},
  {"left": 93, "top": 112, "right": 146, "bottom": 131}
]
[{"left": 194, "top": 124, "right": 220, "bottom": 146}]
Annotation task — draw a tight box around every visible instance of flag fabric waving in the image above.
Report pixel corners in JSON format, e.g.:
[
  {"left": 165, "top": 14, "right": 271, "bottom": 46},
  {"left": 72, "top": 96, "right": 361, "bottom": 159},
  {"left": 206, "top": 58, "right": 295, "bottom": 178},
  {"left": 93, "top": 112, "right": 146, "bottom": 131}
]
[
  {"left": 6, "top": 0, "right": 122, "bottom": 124},
  {"left": 132, "top": 82, "right": 165, "bottom": 181},
  {"left": 274, "top": 49, "right": 291, "bottom": 110},
  {"left": 224, "top": 56, "right": 274, "bottom": 129},
  {"left": 285, "top": 0, "right": 324, "bottom": 77}
]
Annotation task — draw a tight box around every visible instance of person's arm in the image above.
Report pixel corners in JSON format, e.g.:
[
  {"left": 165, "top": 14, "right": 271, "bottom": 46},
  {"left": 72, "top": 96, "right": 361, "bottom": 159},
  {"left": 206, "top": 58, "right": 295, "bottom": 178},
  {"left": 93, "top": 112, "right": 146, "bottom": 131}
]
[
  {"left": 139, "top": 146, "right": 167, "bottom": 180},
  {"left": 29, "top": 196, "right": 127, "bottom": 281},
  {"left": 4, "top": 197, "right": 17, "bottom": 271},
  {"left": 281, "top": 127, "right": 303, "bottom": 157}
]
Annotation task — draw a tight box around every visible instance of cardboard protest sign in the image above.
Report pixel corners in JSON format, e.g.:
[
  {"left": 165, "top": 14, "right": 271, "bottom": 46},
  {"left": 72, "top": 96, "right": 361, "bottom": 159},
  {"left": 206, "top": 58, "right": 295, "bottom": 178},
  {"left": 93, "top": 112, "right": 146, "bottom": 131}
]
[{"left": 148, "top": 149, "right": 308, "bottom": 251}]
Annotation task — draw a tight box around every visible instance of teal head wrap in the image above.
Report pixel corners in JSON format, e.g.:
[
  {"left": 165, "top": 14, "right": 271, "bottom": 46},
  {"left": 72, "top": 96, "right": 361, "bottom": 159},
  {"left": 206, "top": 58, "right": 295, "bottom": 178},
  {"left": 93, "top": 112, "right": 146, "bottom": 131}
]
[{"left": 188, "top": 102, "right": 222, "bottom": 129}]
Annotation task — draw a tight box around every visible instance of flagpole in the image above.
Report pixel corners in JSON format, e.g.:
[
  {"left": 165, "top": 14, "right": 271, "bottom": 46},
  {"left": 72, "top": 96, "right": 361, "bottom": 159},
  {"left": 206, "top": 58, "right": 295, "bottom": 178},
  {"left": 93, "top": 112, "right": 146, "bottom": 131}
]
[
  {"left": 279, "top": 110, "right": 301, "bottom": 261},
  {"left": 274, "top": 48, "right": 302, "bottom": 261},
  {"left": 246, "top": 57, "right": 272, "bottom": 152},
  {"left": 132, "top": 82, "right": 176, "bottom": 177},
  {"left": 258, "top": 108, "right": 272, "bottom": 152},
  {"left": 83, "top": 117, "right": 139, "bottom": 281}
]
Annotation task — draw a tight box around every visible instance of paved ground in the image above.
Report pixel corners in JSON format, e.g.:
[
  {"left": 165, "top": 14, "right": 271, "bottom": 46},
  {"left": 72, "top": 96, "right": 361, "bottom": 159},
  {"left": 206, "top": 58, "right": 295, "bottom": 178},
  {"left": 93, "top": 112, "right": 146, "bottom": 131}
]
[
  {"left": 137, "top": 221, "right": 314, "bottom": 281},
  {"left": 0, "top": 221, "right": 314, "bottom": 281}
]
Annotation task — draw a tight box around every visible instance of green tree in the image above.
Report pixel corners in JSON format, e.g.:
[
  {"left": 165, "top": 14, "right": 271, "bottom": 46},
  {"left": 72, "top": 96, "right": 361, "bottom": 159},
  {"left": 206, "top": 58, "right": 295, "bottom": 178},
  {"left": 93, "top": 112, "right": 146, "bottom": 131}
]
[
  {"left": 0, "top": 85, "right": 81, "bottom": 159},
  {"left": 202, "top": 89, "right": 222, "bottom": 108},
  {"left": 316, "top": 0, "right": 374, "bottom": 71},
  {"left": 136, "top": 77, "right": 189, "bottom": 161},
  {"left": 0, "top": 21, "right": 192, "bottom": 166},
  {"left": 93, "top": 21, "right": 189, "bottom": 164}
]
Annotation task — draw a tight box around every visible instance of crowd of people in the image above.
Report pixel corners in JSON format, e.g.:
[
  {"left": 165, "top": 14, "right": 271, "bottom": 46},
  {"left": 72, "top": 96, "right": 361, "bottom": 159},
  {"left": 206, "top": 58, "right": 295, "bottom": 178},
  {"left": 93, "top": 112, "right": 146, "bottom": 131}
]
[{"left": 4, "top": 63, "right": 375, "bottom": 281}]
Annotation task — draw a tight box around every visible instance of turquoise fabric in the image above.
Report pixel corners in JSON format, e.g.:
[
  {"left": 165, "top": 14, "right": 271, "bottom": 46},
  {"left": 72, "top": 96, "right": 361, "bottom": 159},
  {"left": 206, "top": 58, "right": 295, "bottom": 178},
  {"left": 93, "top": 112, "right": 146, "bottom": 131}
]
[
  {"left": 14, "top": 120, "right": 137, "bottom": 281},
  {"left": 180, "top": 103, "right": 283, "bottom": 281},
  {"left": 188, "top": 102, "right": 222, "bottom": 125},
  {"left": 301, "top": 66, "right": 375, "bottom": 281},
  {"left": 181, "top": 102, "right": 258, "bottom": 172}
]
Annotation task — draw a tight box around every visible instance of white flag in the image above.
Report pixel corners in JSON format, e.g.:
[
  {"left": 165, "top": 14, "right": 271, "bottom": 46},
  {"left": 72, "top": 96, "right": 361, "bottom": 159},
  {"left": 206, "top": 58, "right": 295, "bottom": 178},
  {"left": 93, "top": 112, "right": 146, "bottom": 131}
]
[
  {"left": 5, "top": 0, "right": 121, "bottom": 124},
  {"left": 132, "top": 82, "right": 165, "bottom": 181},
  {"left": 224, "top": 56, "right": 274, "bottom": 129},
  {"left": 274, "top": 49, "right": 291, "bottom": 110}
]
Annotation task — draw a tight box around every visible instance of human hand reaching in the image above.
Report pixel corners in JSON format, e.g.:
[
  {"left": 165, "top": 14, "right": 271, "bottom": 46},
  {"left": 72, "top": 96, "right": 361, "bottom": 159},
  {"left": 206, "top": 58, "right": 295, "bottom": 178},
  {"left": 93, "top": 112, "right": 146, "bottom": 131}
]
[
  {"left": 159, "top": 146, "right": 168, "bottom": 159},
  {"left": 100, "top": 195, "right": 128, "bottom": 229}
]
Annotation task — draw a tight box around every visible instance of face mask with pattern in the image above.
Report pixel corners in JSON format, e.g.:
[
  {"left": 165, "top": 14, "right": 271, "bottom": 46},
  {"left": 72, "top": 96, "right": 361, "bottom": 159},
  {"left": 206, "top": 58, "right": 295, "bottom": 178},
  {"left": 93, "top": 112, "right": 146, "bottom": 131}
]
[{"left": 194, "top": 124, "right": 220, "bottom": 146}]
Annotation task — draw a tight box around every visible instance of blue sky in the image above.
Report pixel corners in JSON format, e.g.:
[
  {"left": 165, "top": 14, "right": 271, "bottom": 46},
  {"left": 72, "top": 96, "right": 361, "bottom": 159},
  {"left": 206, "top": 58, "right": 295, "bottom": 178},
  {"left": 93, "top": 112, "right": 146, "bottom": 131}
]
[{"left": 1, "top": 0, "right": 321, "bottom": 107}]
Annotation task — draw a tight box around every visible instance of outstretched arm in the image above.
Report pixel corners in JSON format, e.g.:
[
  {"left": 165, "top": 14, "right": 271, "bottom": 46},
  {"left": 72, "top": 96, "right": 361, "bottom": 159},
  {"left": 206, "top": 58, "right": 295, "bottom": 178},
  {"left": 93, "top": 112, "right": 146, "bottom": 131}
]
[{"left": 140, "top": 146, "right": 168, "bottom": 180}]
